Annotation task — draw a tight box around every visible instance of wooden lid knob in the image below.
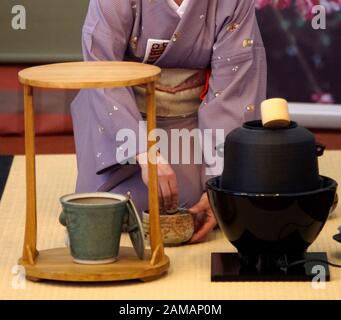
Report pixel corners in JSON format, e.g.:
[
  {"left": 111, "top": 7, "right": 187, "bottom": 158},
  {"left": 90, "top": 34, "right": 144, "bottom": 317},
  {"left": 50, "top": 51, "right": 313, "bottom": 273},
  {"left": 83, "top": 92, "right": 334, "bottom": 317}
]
[{"left": 261, "top": 98, "right": 290, "bottom": 128}]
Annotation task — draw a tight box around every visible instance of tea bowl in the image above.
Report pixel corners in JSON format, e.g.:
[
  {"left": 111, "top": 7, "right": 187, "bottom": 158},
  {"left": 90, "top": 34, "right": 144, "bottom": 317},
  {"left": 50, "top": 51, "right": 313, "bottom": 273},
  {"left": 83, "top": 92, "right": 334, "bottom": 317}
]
[{"left": 142, "top": 208, "right": 194, "bottom": 245}]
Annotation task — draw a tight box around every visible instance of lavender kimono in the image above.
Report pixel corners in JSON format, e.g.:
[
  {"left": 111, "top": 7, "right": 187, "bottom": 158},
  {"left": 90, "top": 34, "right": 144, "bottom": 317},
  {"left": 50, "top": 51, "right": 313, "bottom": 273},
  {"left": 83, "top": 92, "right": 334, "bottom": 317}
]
[{"left": 71, "top": 0, "right": 267, "bottom": 213}]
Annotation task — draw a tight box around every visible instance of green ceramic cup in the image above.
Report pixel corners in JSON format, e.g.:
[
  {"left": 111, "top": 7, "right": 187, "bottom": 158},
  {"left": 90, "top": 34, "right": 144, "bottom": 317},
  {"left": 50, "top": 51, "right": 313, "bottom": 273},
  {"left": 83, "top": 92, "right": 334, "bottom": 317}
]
[{"left": 59, "top": 192, "right": 129, "bottom": 265}]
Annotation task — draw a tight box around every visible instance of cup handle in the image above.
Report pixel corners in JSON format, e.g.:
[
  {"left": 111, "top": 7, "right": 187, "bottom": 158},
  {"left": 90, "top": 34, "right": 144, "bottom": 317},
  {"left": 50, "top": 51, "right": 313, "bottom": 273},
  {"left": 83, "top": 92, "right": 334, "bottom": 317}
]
[
  {"left": 316, "top": 142, "right": 326, "bottom": 157},
  {"left": 216, "top": 143, "right": 224, "bottom": 158},
  {"left": 59, "top": 210, "right": 67, "bottom": 227}
]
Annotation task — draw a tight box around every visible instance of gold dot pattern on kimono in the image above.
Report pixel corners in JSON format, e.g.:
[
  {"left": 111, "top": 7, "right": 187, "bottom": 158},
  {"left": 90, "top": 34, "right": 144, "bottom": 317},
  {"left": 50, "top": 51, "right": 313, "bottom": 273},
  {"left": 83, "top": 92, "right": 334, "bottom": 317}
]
[
  {"left": 232, "top": 66, "right": 239, "bottom": 72},
  {"left": 113, "top": 105, "right": 119, "bottom": 111},
  {"left": 98, "top": 126, "right": 104, "bottom": 134},
  {"left": 96, "top": 152, "right": 102, "bottom": 158},
  {"left": 226, "top": 23, "right": 239, "bottom": 32},
  {"left": 214, "top": 91, "right": 222, "bottom": 97},
  {"left": 243, "top": 39, "right": 254, "bottom": 48},
  {"left": 200, "top": 14, "right": 205, "bottom": 19},
  {"left": 130, "top": 36, "right": 138, "bottom": 49},
  {"left": 172, "top": 32, "right": 181, "bottom": 42},
  {"left": 246, "top": 104, "right": 255, "bottom": 112}
]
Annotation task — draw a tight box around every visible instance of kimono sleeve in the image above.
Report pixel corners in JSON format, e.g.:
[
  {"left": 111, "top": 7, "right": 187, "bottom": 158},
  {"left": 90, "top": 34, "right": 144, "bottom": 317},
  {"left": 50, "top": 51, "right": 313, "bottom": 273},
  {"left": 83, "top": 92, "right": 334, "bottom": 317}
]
[
  {"left": 198, "top": 0, "right": 267, "bottom": 188},
  {"left": 71, "top": 0, "right": 147, "bottom": 175}
]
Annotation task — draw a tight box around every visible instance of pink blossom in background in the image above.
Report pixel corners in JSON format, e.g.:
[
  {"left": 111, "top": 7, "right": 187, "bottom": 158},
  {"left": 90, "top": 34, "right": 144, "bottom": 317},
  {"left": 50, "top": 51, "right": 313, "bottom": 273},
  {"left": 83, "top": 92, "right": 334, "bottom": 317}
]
[
  {"left": 254, "top": 0, "right": 271, "bottom": 9},
  {"left": 255, "top": 0, "right": 341, "bottom": 19},
  {"left": 296, "top": 0, "right": 320, "bottom": 20},
  {"left": 311, "top": 92, "right": 335, "bottom": 103},
  {"left": 254, "top": 0, "right": 341, "bottom": 105},
  {"left": 321, "top": 0, "right": 341, "bottom": 14},
  {"left": 255, "top": 0, "right": 292, "bottom": 9}
]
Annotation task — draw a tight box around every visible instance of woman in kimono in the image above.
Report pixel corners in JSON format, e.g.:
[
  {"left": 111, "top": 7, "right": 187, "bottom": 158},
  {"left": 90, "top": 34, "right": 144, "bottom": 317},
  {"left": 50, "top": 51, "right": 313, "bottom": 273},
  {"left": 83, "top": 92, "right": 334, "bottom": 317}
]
[{"left": 71, "top": 0, "right": 267, "bottom": 243}]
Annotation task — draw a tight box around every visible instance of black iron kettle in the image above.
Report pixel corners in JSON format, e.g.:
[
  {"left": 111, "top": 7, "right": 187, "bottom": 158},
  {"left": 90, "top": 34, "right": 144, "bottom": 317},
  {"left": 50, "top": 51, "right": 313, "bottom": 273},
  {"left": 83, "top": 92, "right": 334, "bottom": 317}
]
[{"left": 221, "top": 120, "right": 325, "bottom": 194}]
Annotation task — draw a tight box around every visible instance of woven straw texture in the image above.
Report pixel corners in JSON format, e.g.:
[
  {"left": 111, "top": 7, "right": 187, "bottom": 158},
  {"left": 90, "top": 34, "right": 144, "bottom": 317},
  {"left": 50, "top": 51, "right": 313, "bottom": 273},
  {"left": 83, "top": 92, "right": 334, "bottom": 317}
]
[{"left": 0, "top": 153, "right": 340, "bottom": 300}]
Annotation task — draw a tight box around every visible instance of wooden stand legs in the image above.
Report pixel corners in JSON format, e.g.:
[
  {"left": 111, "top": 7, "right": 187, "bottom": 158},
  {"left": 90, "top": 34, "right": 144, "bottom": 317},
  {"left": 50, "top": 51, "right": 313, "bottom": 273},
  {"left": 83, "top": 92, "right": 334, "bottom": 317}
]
[
  {"left": 145, "top": 82, "right": 165, "bottom": 265},
  {"left": 19, "top": 78, "right": 169, "bottom": 283},
  {"left": 22, "top": 85, "right": 38, "bottom": 265}
]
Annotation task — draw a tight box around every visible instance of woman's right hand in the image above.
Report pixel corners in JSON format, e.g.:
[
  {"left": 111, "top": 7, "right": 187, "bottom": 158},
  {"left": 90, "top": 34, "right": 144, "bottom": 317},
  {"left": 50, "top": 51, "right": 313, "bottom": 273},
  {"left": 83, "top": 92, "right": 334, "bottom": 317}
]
[{"left": 136, "top": 151, "right": 179, "bottom": 212}]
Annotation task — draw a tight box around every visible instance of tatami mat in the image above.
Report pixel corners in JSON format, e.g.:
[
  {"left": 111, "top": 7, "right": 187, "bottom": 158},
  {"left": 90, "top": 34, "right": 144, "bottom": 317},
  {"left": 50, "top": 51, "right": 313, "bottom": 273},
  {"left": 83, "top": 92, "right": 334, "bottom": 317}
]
[{"left": 0, "top": 153, "right": 340, "bottom": 300}]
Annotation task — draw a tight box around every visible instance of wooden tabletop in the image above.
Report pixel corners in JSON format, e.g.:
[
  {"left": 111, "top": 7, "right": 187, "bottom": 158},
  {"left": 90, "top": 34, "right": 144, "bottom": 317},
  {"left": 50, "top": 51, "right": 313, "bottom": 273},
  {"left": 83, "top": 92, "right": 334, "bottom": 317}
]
[{"left": 18, "top": 61, "right": 161, "bottom": 89}]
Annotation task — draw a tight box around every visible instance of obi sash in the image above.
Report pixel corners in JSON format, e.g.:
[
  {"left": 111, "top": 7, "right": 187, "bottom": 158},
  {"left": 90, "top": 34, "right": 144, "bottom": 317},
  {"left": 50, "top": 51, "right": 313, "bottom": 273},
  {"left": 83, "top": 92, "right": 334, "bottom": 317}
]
[{"left": 133, "top": 68, "right": 208, "bottom": 117}]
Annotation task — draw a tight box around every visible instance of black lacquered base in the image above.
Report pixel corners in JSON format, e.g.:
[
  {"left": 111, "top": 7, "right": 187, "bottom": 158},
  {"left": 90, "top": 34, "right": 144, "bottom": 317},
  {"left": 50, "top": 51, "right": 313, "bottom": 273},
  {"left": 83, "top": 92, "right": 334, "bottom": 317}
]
[{"left": 211, "top": 252, "right": 330, "bottom": 282}]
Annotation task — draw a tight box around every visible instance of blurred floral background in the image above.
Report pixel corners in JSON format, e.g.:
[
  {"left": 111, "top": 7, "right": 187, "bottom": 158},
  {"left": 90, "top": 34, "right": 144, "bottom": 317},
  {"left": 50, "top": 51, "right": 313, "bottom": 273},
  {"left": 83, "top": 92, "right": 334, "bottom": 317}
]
[{"left": 255, "top": 0, "right": 341, "bottom": 104}]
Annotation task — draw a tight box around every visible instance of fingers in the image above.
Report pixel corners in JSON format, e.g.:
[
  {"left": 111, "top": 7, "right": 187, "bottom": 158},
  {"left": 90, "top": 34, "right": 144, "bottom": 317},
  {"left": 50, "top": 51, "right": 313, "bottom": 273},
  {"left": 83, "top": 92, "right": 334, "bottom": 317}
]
[
  {"left": 158, "top": 184, "right": 164, "bottom": 213},
  {"left": 139, "top": 153, "right": 179, "bottom": 212},
  {"left": 188, "top": 193, "right": 216, "bottom": 244},
  {"left": 159, "top": 175, "right": 173, "bottom": 210},
  {"left": 193, "top": 212, "right": 206, "bottom": 232},
  {"left": 188, "top": 193, "right": 209, "bottom": 215},
  {"left": 189, "top": 212, "right": 217, "bottom": 244},
  {"left": 189, "top": 201, "right": 205, "bottom": 215},
  {"left": 167, "top": 173, "right": 179, "bottom": 210},
  {"left": 157, "top": 160, "right": 178, "bottom": 211}
]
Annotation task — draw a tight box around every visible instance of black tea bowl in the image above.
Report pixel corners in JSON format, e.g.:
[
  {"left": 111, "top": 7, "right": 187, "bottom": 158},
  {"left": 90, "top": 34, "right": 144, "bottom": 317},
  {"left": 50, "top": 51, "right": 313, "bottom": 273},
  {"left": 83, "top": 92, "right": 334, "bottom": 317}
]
[{"left": 206, "top": 176, "right": 337, "bottom": 256}]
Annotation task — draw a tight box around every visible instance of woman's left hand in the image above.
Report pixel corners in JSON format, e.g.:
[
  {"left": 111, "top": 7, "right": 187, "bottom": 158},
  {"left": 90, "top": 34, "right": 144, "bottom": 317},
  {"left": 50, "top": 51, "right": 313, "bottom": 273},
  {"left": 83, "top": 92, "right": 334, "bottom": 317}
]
[{"left": 188, "top": 192, "right": 217, "bottom": 244}]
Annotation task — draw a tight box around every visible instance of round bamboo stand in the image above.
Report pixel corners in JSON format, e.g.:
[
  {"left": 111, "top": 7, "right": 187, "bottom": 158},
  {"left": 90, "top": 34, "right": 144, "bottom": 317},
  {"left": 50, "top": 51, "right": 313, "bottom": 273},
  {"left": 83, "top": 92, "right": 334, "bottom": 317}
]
[{"left": 18, "top": 61, "right": 169, "bottom": 282}]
